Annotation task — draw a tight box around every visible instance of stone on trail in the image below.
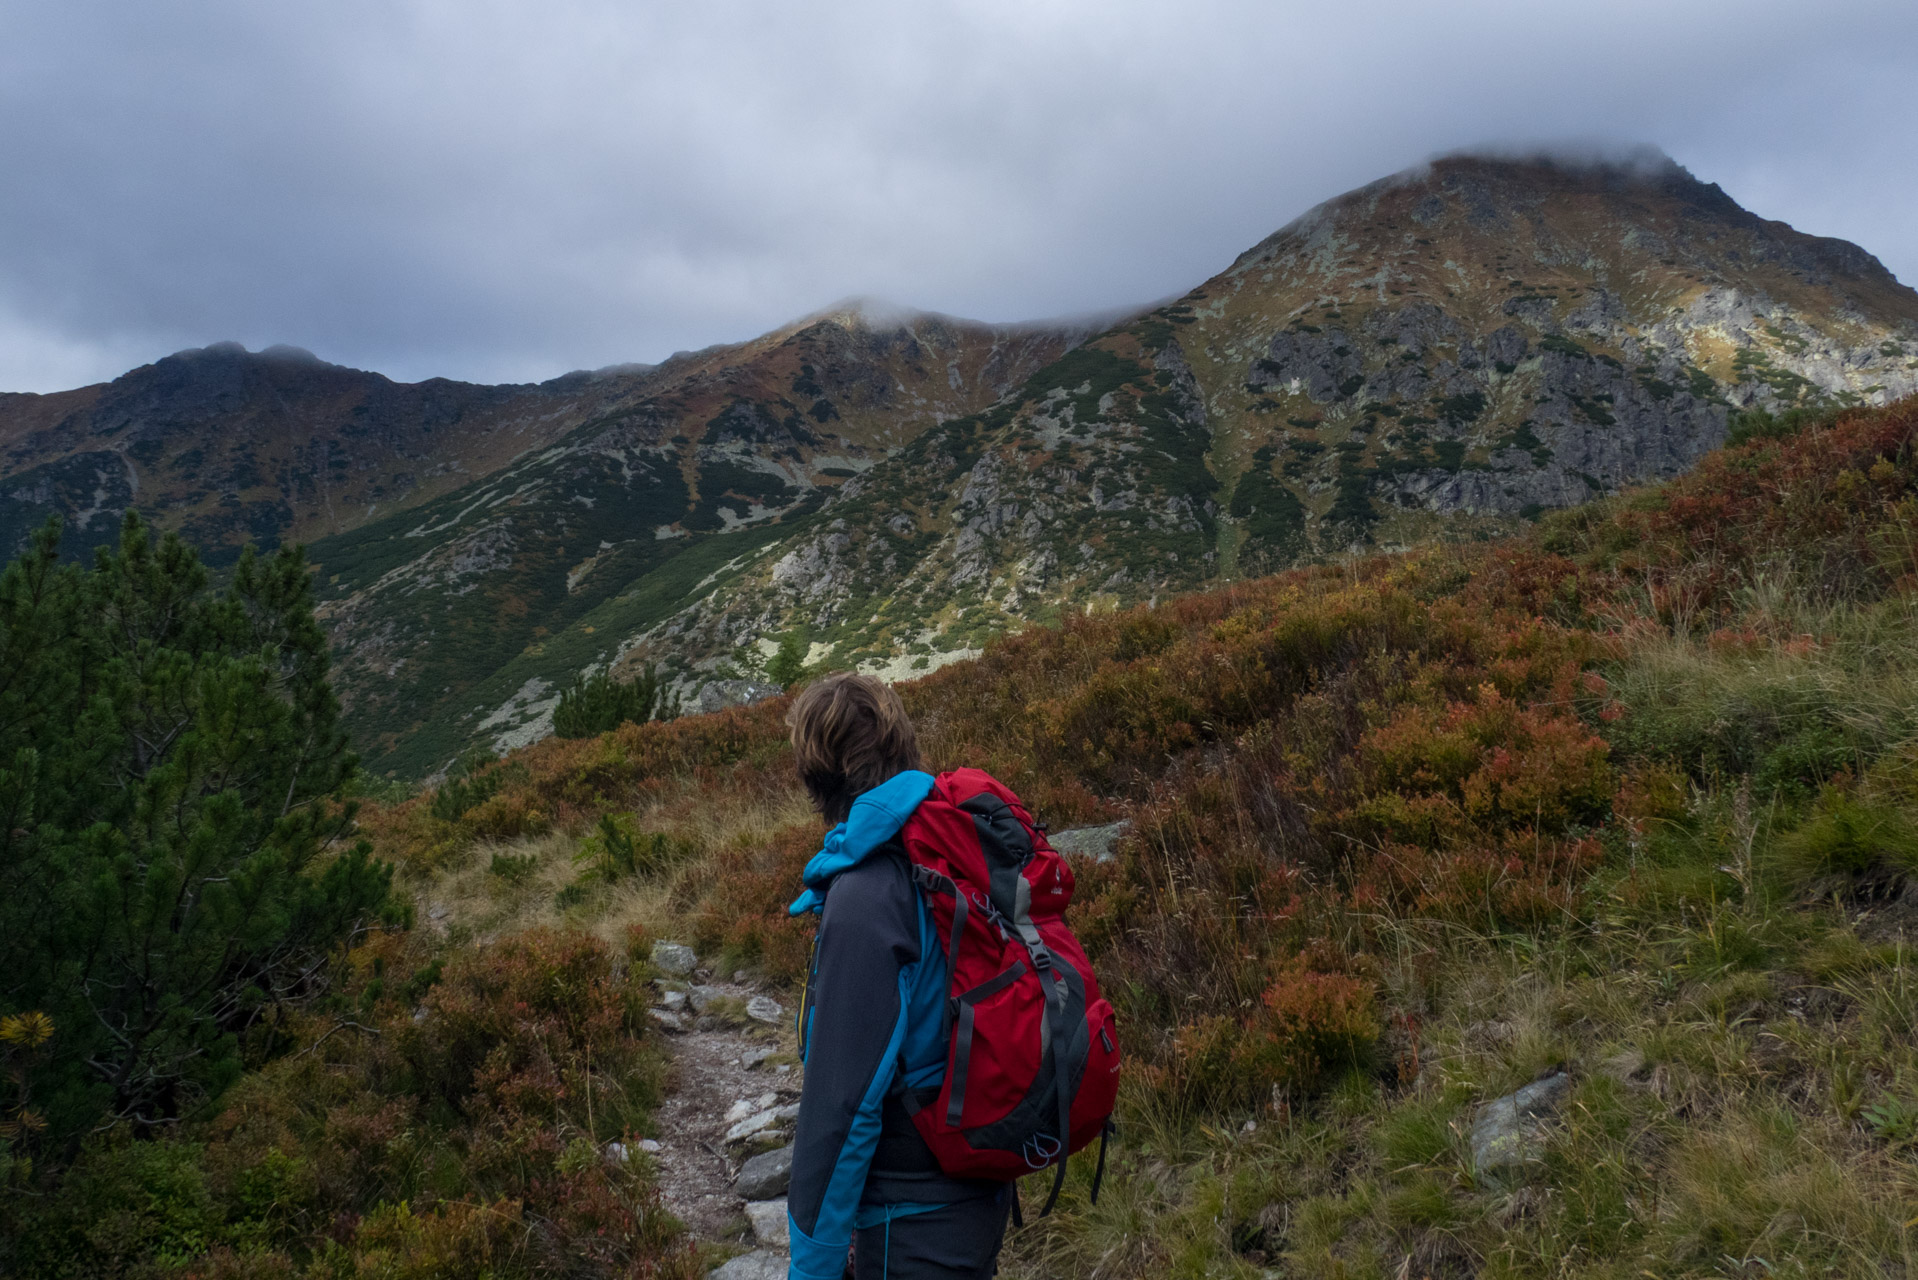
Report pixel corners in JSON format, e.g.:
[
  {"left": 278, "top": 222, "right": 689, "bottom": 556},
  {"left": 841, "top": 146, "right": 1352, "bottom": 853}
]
[
  {"left": 1471, "top": 1070, "right": 1573, "bottom": 1176},
  {"left": 726, "top": 1103, "right": 801, "bottom": 1143},
  {"left": 687, "top": 985, "right": 722, "bottom": 1014},
  {"left": 705, "top": 1251, "right": 786, "bottom": 1280},
  {"left": 746, "top": 995, "right": 785, "bottom": 1024},
  {"left": 726, "top": 1093, "right": 779, "bottom": 1123},
  {"left": 736, "top": 1144, "right": 794, "bottom": 1200},
  {"left": 648, "top": 1009, "right": 686, "bottom": 1033},
  {"left": 651, "top": 941, "right": 698, "bottom": 975},
  {"left": 742, "top": 1047, "right": 776, "bottom": 1070},
  {"left": 1047, "top": 821, "right": 1132, "bottom": 863},
  {"left": 745, "top": 1198, "right": 789, "bottom": 1248}
]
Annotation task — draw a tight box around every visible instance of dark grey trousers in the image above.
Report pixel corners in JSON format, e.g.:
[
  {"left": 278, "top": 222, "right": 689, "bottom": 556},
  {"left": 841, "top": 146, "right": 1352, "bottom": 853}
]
[{"left": 852, "top": 1187, "right": 1013, "bottom": 1279}]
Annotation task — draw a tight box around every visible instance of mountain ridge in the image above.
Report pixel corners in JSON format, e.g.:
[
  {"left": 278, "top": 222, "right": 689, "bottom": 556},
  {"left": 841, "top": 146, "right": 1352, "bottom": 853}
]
[
  {"left": 4, "top": 148, "right": 1916, "bottom": 776},
  {"left": 586, "top": 151, "right": 1918, "bottom": 746}
]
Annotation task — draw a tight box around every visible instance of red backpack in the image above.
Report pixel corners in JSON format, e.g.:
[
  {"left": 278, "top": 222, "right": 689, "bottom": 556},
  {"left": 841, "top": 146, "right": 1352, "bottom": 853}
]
[{"left": 893, "top": 769, "right": 1121, "bottom": 1213}]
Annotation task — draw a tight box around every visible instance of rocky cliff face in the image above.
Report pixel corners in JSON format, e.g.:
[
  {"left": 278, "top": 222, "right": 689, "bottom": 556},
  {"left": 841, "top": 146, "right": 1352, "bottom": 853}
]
[{"left": 1210, "top": 153, "right": 1918, "bottom": 544}]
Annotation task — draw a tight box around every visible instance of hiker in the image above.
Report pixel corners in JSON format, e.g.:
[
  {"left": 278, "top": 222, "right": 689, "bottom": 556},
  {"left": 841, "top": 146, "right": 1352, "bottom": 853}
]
[{"left": 782, "top": 674, "right": 1119, "bottom": 1280}]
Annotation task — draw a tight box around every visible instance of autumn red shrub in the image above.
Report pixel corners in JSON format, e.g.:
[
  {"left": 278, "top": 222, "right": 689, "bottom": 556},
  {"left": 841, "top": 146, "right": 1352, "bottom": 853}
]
[
  {"left": 1259, "top": 962, "right": 1379, "bottom": 1084},
  {"left": 1344, "top": 683, "right": 1614, "bottom": 845},
  {"left": 1352, "top": 832, "right": 1603, "bottom": 927},
  {"left": 1139, "top": 963, "right": 1377, "bottom": 1115}
]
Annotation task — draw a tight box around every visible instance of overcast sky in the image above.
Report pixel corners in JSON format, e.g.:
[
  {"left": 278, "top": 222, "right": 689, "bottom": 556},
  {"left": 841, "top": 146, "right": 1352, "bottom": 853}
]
[{"left": 2, "top": 0, "right": 1914, "bottom": 393}]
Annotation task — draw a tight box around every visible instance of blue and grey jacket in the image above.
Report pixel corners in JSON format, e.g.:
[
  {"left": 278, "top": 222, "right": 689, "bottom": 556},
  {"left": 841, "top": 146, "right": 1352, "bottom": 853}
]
[{"left": 783, "top": 770, "right": 998, "bottom": 1280}]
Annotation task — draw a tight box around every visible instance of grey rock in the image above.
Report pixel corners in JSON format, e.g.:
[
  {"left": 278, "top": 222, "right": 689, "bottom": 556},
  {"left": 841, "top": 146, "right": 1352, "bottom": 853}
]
[
  {"left": 659, "top": 990, "right": 687, "bottom": 1010},
  {"left": 727, "top": 1093, "right": 779, "bottom": 1123},
  {"left": 698, "top": 679, "right": 783, "bottom": 715},
  {"left": 1471, "top": 1071, "right": 1573, "bottom": 1176},
  {"left": 745, "top": 1198, "right": 789, "bottom": 1247},
  {"left": 726, "top": 1103, "right": 801, "bottom": 1143},
  {"left": 651, "top": 941, "right": 697, "bottom": 975},
  {"left": 1249, "top": 328, "right": 1364, "bottom": 403},
  {"left": 648, "top": 1009, "right": 685, "bottom": 1033},
  {"left": 687, "top": 985, "right": 723, "bottom": 1014},
  {"left": 742, "top": 1047, "right": 777, "bottom": 1070},
  {"left": 1048, "top": 821, "right": 1132, "bottom": 864},
  {"left": 736, "top": 1144, "right": 794, "bottom": 1200},
  {"left": 705, "top": 1251, "right": 787, "bottom": 1280},
  {"left": 746, "top": 995, "right": 785, "bottom": 1025}
]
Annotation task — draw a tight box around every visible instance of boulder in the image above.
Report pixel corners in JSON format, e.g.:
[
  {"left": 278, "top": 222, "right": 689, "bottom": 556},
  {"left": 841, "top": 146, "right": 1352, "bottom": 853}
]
[
  {"left": 726, "top": 1103, "right": 801, "bottom": 1143},
  {"left": 736, "top": 1144, "right": 794, "bottom": 1200},
  {"left": 745, "top": 1198, "right": 789, "bottom": 1248},
  {"left": 1047, "top": 821, "right": 1131, "bottom": 863},
  {"left": 726, "top": 1093, "right": 779, "bottom": 1123},
  {"left": 698, "top": 680, "right": 783, "bottom": 715},
  {"left": 705, "top": 1252, "right": 786, "bottom": 1280},
  {"left": 746, "top": 995, "right": 785, "bottom": 1025},
  {"left": 1471, "top": 1070, "right": 1573, "bottom": 1176},
  {"left": 651, "top": 941, "right": 698, "bottom": 975}
]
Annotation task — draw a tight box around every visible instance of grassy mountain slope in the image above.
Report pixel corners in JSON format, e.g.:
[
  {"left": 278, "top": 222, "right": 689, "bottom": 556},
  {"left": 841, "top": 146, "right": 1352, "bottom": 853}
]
[
  {"left": 11, "top": 390, "right": 1917, "bottom": 1279},
  {"left": 0, "top": 343, "right": 622, "bottom": 562},
  {"left": 301, "top": 307, "right": 1088, "bottom": 775},
  {"left": 377, "top": 392, "right": 1918, "bottom": 1278},
  {"left": 603, "top": 154, "right": 1918, "bottom": 706}
]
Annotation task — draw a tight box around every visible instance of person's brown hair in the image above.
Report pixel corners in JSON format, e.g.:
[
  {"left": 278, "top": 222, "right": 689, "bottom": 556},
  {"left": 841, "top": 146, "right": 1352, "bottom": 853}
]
[{"left": 787, "top": 674, "right": 924, "bottom": 824}]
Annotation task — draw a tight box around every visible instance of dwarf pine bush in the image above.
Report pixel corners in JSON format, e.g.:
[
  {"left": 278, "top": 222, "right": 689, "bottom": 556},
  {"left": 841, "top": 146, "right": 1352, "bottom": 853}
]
[{"left": 0, "top": 514, "right": 394, "bottom": 1147}]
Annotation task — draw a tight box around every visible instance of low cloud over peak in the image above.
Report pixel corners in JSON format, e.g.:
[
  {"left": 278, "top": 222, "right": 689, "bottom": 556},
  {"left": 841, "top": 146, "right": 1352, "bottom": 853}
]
[{"left": 1, "top": 1, "right": 1914, "bottom": 392}]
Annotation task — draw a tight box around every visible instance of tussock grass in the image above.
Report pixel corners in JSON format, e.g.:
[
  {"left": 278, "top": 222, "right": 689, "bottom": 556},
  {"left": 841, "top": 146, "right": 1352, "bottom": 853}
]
[{"left": 408, "top": 775, "right": 818, "bottom": 968}]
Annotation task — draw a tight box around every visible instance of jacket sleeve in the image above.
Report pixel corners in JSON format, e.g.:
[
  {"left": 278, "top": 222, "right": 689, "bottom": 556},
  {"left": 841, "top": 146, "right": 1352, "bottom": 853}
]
[{"left": 786, "top": 854, "right": 922, "bottom": 1280}]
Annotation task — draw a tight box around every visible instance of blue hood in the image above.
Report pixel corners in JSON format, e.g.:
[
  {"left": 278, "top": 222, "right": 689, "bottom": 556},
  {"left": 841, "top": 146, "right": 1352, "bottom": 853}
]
[{"left": 788, "top": 770, "right": 936, "bottom": 916}]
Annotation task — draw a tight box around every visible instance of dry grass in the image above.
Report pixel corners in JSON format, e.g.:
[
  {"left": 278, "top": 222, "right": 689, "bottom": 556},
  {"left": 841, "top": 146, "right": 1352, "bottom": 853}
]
[{"left": 413, "top": 778, "right": 819, "bottom": 968}]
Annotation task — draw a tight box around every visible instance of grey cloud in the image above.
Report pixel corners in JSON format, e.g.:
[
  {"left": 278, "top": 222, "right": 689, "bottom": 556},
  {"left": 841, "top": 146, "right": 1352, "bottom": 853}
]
[{"left": 1, "top": 0, "right": 1914, "bottom": 391}]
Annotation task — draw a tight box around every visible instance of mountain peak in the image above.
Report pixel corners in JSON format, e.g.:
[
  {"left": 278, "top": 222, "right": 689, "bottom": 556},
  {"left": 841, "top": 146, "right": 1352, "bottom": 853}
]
[
  {"left": 1230, "top": 145, "right": 1911, "bottom": 311},
  {"left": 803, "top": 296, "right": 938, "bottom": 330},
  {"left": 163, "top": 340, "right": 335, "bottom": 370}
]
